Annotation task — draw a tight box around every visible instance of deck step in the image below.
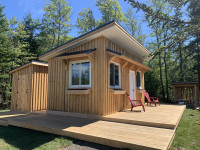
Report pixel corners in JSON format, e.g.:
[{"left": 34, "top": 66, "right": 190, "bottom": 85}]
[
  {"left": 103, "top": 105, "right": 186, "bottom": 130},
  {"left": 102, "top": 116, "right": 175, "bottom": 129}
]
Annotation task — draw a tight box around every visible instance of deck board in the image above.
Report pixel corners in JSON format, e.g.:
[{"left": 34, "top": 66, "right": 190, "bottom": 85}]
[
  {"left": 6, "top": 114, "right": 174, "bottom": 150},
  {"left": 0, "top": 104, "right": 186, "bottom": 150},
  {"left": 103, "top": 104, "right": 186, "bottom": 129}
]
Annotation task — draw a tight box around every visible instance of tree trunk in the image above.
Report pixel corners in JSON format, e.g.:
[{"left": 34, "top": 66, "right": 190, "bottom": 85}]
[
  {"left": 197, "top": 46, "right": 200, "bottom": 84},
  {"left": 2, "top": 70, "right": 6, "bottom": 102},
  {"left": 52, "top": 32, "right": 56, "bottom": 49},
  {"left": 163, "top": 30, "right": 169, "bottom": 103},
  {"left": 57, "top": 3, "right": 61, "bottom": 46},
  {"left": 155, "top": 26, "right": 165, "bottom": 102},
  {"left": 158, "top": 52, "right": 165, "bottom": 102},
  {"left": 179, "top": 43, "right": 184, "bottom": 82},
  {"left": 164, "top": 49, "right": 169, "bottom": 102}
]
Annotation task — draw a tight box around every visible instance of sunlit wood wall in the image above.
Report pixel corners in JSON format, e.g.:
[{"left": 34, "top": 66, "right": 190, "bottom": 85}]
[
  {"left": 11, "top": 64, "right": 48, "bottom": 112},
  {"left": 47, "top": 36, "right": 145, "bottom": 115}
]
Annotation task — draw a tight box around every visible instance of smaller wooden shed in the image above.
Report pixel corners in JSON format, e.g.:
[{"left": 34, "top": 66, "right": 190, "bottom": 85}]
[
  {"left": 172, "top": 82, "right": 200, "bottom": 107},
  {"left": 10, "top": 61, "right": 48, "bottom": 112}
]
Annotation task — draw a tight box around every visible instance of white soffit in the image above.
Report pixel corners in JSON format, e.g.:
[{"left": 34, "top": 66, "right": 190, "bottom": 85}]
[{"left": 102, "top": 25, "right": 150, "bottom": 59}]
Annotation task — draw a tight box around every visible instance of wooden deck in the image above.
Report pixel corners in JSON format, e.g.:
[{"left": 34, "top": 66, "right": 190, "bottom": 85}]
[
  {"left": 103, "top": 104, "right": 186, "bottom": 129},
  {"left": 0, "top": 104, "right": 185, "bottom": 150}
]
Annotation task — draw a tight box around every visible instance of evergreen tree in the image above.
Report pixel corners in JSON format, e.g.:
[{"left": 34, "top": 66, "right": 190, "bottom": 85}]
[
  {"left": 76, "top": 8, "right": 96, "bottom": 35},
  {"left": 9, "top": 17, "right": 36, "bottom": 66},
  {"left": 22, "top": 13, "right": 40, "bottom": 56},
  {"left": 0, "top": 4, "right": 13, "bottom": 103}
]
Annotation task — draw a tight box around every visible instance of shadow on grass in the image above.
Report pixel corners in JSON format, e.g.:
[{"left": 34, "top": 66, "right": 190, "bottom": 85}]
[
  {"left": 0, "top": 125, "right": 72, "bottom": 150},
  {"left": 66, "top": 140, "right": 121, "bottom": 150}
]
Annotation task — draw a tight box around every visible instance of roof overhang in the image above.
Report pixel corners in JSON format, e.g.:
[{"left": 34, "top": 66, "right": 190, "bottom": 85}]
[
  {"left": 172, "top": 82, "right": 200, "bottom": 87},
  {"left": 107, "top": 49, "right": 152, "bottom": 72},
  {"left": 39, "top": 21, "right": 152, "bottom": 61},
  {"left": 10, "top": 61, "right": 48, "bottom": 74}
]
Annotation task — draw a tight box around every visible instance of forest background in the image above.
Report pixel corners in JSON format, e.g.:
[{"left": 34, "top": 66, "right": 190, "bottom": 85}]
[{"left": 0, "top": 0, "right": 199, "bottom": 107}]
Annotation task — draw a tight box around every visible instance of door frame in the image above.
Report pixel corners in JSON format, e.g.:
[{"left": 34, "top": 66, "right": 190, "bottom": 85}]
[{"left": 129, "top": 70, "right": 136, "bottom": 100}]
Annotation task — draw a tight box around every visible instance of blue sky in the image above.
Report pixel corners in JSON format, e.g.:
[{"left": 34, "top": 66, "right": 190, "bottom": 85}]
[{"left": 1, "top": 0, "right": 151, "bottom": 40}]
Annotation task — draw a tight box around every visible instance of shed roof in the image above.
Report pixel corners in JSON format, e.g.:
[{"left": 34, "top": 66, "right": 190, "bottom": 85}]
[
  {"left": 171, "top": 82, "right": 200, "bottom": 86},
  {"left": 9, "top": 61, "right": 48, "bottom": 74},
  {"left": 39, "top": 21, "right": 152, "bottom": 61}
]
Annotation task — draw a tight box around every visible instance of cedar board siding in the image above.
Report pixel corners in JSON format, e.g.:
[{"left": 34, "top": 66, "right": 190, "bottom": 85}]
[
  {"left": 47, "top": 36, "right": 145, "bottom": 115},
  {"left": 47, "top": 37, "right": 102, "bottom": 114},
  {"left": 11, "top": 64, "right": 48, "bottom": 112},
  {"left": 32, "top": 65, "right": 48, "bottom": 111},
  {"left": 104, "top": 38, "right": 145, "bottom": 115}
]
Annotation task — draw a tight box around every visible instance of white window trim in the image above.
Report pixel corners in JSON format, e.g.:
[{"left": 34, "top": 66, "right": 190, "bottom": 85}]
[
  {"left": 109, "top": 61, "right": 121, "bottom": 89},
  {"left": 136, "top": 71, "right": 142, "bottom": 89},
  {"left": 69, "top": 59, "right": 91, "bottom": 88}
]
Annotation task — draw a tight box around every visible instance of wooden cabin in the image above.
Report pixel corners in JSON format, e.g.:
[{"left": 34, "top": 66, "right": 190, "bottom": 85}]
[
  {"left": 10, "top": 61, "right": 48, "bottom": 112},
  {"left": 39, "top": 21, "right": 152, "bottom": 116},
  {"left": 172, "top": 82, "right": 200, "bottom": 107}
]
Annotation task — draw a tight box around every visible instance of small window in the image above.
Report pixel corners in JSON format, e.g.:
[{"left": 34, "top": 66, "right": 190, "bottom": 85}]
[
  {"left": 110, "top": 62, "right": 121, "bottom": 88},
  {"left": 136, "top": 71, "right": 142, "bottom": 89},
  {"left": 69, "top": 60, "right": 91, "bottom": 88}
]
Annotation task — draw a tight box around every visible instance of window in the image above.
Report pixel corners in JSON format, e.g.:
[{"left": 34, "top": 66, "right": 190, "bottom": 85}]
[
  {"left": 69, "top": 60, "right": 91, "bottom": 88},
  {"left": 110, "top": 62, "right": 121, "bottom": 88},
  {"left": 136, "top": 71, "right": 142, "bottom": 89}
]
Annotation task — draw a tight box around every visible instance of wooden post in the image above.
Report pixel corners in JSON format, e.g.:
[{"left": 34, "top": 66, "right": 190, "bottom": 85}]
[
  {"left": 173, "top": 86, "right": 176, "bottom": 102},
  {"left": 194, "top": 85, "right": 197, "bottom": 107}
]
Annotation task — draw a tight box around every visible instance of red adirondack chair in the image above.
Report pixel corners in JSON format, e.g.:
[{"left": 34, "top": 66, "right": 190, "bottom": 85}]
[
  {"left": 126, "top": 93, "right": 145, "bottom": 112},
  {"left": 144, "top": 91, "right": 160, "bottom": 106}
]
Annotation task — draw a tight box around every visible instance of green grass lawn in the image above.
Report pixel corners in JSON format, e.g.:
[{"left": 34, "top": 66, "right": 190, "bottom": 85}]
[
  {"left": 0, "top": 109, "right": 73, "bottom": 150},
  {"left": 170, "top": 108, "right": 200, "bottom": 150},
  {"left": 0, "top": 109, "right": 10, "bottom": 112},
  {"left": 0, "top": 125, "right": 72, "bottom": 150}
]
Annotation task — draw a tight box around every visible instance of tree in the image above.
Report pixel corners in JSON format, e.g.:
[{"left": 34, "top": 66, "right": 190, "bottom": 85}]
[
  {"left": 96, "top": 0, "right": 124, "bottom": 25},
  {"left": 76, "top": 8, "right": 96, "bottom": 35},
  {"left": 126, "top": 0, "right": 200, "bottom": 103},
  {"left": 187, "top": 0, "right": 200, "bottom": 83},
  {"left": 146, "top": 0, "right": 170, "bottom": 102},
  {"left": 0, "top": 4, "right": 13, "bottom": 104},
  {"left": 124, "top": 8, "right": 137, "bottom": 36},
  {"left": 124, "top": 0, "right": 200, "bottom": 56},
  {"left": 172, "top": 5, "right": 185, "bottom": 82},
  {"left": 42, "top": 0, "right": 72, "bottom": 48},
  {"left": 123, "top": 8, "right": 146, "bottom": 45},
  {"left": 9, "top": 17, "right": 36, "bottom": 66},
  {"left": 22, "top": 13, "right": 40, "bottom": 56},
  {"left": 135, "top": 23, "right": 146, "bottom": 45}
]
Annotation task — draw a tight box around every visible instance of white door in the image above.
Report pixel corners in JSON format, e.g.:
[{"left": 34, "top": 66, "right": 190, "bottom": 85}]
[{"left": 129, "top": 70, "right": 136, "bottom": 103}]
